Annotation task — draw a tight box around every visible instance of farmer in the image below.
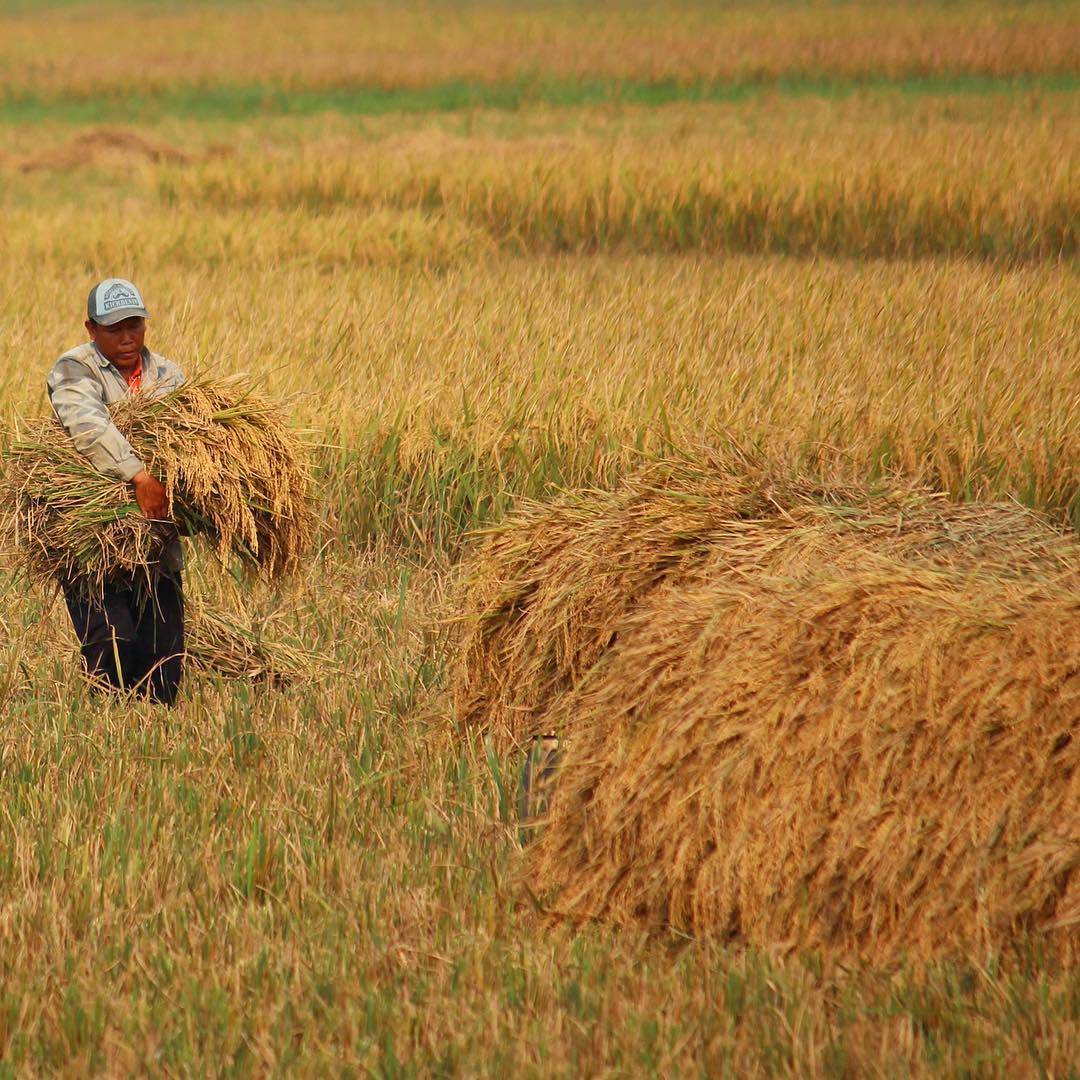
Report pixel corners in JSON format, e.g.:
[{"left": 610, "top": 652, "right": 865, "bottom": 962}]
[{"left": 46, "top": 278, "right": 186, "bottom": 705}]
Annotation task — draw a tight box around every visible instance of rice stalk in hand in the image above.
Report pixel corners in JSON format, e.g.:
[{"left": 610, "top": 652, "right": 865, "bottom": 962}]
[{"left": 1, "top": 374, "right": 313, "bottom": 593}]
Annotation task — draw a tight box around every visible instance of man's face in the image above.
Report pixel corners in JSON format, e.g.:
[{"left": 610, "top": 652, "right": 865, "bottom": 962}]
[{"left": 86, "top": 315, "right": 146, "bottom": 369}]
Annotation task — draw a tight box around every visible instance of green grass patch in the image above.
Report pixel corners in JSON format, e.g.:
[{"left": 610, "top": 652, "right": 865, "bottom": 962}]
[{"left": 2, "top": 71, "right": 1078, "bottom": 124}]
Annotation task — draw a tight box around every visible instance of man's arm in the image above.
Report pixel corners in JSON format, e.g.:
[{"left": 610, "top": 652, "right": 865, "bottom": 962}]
[
  {"left": 47, "top": 357, "right": 169, "bottom": 519},
  {"left": 48, "top": 357, "right": 144, "bottom": 481}
]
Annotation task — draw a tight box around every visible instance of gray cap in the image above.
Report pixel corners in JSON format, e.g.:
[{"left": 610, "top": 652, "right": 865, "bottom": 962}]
[{"left": 87, "top": 278, "right": 151, "bottom": 326}]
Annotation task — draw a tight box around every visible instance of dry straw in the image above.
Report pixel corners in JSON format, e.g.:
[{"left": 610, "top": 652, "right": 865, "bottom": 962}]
[
  {"left": 523, "top": 562, "right": 1080, "bottom": 964},
  {"left": 17, "top": 128, "right": 192, "bottom": 173},
  {"left": 453, "top": 454, "right": 1078, "bottom": 748},
  {"left": 186, "top": 600, "right": 319, "bottom": 686},
  {"left": 1, "top": 374, "right": 312, "bottom": 593}
]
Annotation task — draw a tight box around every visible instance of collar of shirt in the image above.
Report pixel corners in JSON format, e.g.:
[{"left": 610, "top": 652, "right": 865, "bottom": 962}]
[{"left": 126, "top": 357, "right": 143, "bottom": 389}]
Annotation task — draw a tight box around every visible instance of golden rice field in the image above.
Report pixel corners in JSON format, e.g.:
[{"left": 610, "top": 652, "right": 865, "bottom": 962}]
[
  {"left": 2, "top": 1, "right": 1078, "bottom": 101},
  {"left": 0, "top": 1, "right": 1077, "bottom": 1073}
]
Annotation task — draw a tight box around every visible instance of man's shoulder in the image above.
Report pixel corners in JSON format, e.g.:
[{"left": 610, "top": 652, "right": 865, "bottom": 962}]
[
  {"left": 53, "top": 341, "right": 100, "bottom": 367},
  {"left": 145, "top": 348, "right": 185, "bottom": 383},
  {"left": 146, "top": 347, "right": 181, "bottom": 370},
  {"left": 48, "top": 343, "right": 103, "bottom": 386}
]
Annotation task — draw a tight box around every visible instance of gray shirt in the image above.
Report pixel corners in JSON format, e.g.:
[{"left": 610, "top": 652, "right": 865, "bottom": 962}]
[
  {"left": 47, "top": 342, "right": 186, "bottom": 574},
  {"left": 47, "top": 341, "right": 185, "bottom": 481}
]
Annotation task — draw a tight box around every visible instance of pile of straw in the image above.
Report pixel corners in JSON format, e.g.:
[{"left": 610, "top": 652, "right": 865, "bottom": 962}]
[
  {"left": 186, "top": 601, "right": 318, "bottom": 687},
  {"left": 524, "top": 563, "right": 1080, "bottom": 963},
  {"left": 2, "top": 375, "right": 312, "bottom": 592},
  {"left": 453, "top": 456, "right": 1079, "bottom": 959},
  {"left": 453, "top": 455, "right": 1077, "bottom": 747},
  {"left": 18, "top": 128, "right": 192, "bottom": 173}
]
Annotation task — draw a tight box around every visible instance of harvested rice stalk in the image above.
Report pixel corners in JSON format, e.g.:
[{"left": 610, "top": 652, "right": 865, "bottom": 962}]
[
  {"left": 452, "top": 455, "right": 1078, "bottom": 747},
  {"left": 525, "top": 563, "right": 1080, "bottom": 964},
  {"left": 1, "top": 374, "right": 313, "bottom": 592},
  {"left": 185, "top": 601, "right": 319, "bottom": 686}
]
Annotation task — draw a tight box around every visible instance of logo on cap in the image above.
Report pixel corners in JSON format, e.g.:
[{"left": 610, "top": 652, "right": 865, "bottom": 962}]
[{"left": 101, "top": 282, "right": 140, "bottom": 311}]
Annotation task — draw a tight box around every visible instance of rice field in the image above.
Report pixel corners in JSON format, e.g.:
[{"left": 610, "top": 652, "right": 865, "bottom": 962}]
[
  {"left": 3, "top": 1, "right": 1078, "bottom": 109},
  {"left": 0, "top": 0, "right": 1077, "bottom": 1073}
]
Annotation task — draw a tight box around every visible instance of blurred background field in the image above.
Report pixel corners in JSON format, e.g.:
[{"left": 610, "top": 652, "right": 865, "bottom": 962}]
[
  {"left": 2, "top": 0, "right": 1078, "bottom": 109},
  {"left": 0, "top": 0, "right": 1077, "bottom": 1073}
]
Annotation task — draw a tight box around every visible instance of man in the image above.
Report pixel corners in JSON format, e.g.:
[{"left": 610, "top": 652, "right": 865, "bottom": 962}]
[{"left": 47, "top": 278, "right": 186, "bottom": 705}]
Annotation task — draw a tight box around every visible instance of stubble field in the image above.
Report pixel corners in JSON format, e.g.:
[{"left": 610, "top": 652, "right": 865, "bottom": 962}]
[{"left": 0, "top": 1, "right": 1078, "bottom": 1074}]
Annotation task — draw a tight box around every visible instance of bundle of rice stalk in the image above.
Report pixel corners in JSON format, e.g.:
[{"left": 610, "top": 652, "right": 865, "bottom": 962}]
[
  {"left": 453, "top": 454, "right": 1077, "bottom": 747},
  {"left": 524, "top": 562, "right": 1080, "bottom": 964},
  {"left": 185, "top": 601, "right": 319, "bottom": 687},
  {"left": 2, "top": 374, "right": 312, "bottom": 592}
]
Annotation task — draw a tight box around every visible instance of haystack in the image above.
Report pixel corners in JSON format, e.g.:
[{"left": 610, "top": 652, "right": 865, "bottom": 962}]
[
  {"left": 524, "top": 562, "right": 1080, "bottom": 964},
  {"left": 2, "top": 374, "right": 312, "bottom": 593},
  {"left": 453, "top": 455, "right": 1077, "bottom": 747}
]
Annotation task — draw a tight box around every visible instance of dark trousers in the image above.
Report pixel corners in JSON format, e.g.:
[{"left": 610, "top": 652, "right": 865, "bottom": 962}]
[{"left": 62, "top": 574, "right": 185, "bottom": 706}]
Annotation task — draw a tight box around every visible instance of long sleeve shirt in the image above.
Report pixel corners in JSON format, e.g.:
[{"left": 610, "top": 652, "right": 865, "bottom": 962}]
[
  {"left": 47, "top": 341, "right": 187, "bottom": 574},
  {"left": 47, "top": 342, "right": 185, "bottom": 481}
]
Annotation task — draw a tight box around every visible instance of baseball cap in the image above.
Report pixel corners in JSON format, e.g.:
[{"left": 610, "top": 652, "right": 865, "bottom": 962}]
[{"left": 87, "top": 278, "right": 151, "bottom": 326}]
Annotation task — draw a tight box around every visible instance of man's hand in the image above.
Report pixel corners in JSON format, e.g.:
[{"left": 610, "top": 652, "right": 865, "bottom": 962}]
[{"left": 132, "top": 469, "right": 170, "bottom": 521}]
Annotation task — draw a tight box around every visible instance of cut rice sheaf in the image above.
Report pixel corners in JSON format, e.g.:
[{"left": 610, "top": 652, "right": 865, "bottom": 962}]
[
  {"left": 185, "top": 598, "right": 322, "bottom": 687},
  {"left": 451, "top": 455, "right": 1080, "bottom": 961},
  {"left": 452, "top": 453, "right": 1079, "bottom": 749},
  {"left": 524, "top": 561, "right": 1080, "bottom": 964},
  {"left": 0, "top": 373, "right": 313, "bottom": 593}
]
